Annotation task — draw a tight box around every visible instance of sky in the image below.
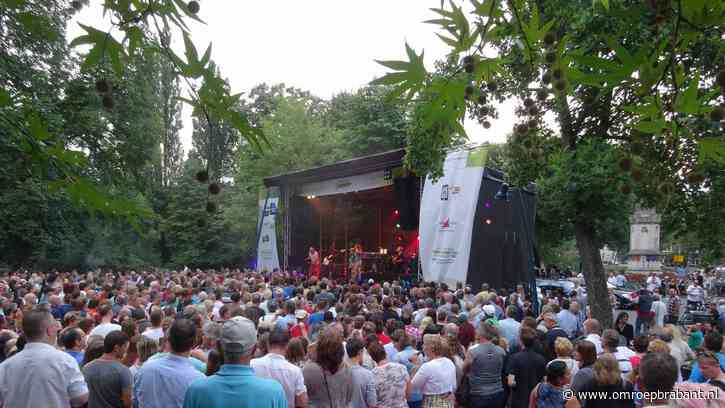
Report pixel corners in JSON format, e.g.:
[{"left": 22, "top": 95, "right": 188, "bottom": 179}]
[{"left": 69, "top": 1, "right": 520, "bottom": 153}]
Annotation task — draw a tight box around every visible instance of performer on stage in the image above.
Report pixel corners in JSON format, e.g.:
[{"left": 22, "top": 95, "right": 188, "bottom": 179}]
[
  {"left": 307, "top": 246, "right": 321, "bottom": 280},
  {"left": 391, "top": 245, "right": 407, "bottom": 275},
  {"left": 349, "top": 243, "right": 363, "bottom": 282}
]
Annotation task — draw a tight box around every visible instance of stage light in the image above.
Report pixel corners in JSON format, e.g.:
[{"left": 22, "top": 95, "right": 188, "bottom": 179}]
[
  {"left": 306, "top": 195, "right": 312, "bottom": 199},
  {"left": 396, "top": 223, "right": 401, "bottom": 229},
  {"left": 485, "top": 219, "right": 492, "bottom": 225},
  {"left": 494, "top": 183, "right": 510, "bottom": 201},
  {"left": 394, "top": 209, "right": 399, "bottom": 215},
  {"left": 484, "top": 201, "right": 492, "bottom": 208},
  {"left": 310, "top": 195, "right": 316, "bottom": 199}
]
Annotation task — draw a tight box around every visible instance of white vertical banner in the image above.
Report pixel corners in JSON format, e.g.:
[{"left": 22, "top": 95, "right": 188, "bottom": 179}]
[
  {"left": 257, "top": 187, "right": 280, "bottom": 272},
  {"left": 419, "top": 149, "right": 486, "bottom": 286}
]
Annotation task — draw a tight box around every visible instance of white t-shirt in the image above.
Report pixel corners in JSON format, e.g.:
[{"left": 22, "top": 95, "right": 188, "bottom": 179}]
[
  {"left": 411, "top": 357, "right": 457, "bottom": 395},
  {"left": 142, "top": 327, "right": 164, "bottom": 342},
  {"left": 251, "top": 353, "right": 306, "bottom": 408},
  {"left": 89, "top": 322, "right": 122, "bottom": 338}
]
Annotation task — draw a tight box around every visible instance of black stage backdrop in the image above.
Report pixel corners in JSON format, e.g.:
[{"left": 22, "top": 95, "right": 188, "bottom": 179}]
[{"left": 467, "top": 171, "right": 538, "bottom": 292}]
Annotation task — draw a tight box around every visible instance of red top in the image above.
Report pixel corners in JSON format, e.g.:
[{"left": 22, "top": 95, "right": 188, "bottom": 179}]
[
  {"left": 290, "top": 322, "right": 309, "bottom": 338},
  {"left": 377, "top": 333, "right": 392, "bottom": 345}
]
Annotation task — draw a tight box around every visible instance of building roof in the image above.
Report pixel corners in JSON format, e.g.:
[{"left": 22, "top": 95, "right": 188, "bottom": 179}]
[{"left": 263, "top": 149, "right": 406, "bottom": 187}]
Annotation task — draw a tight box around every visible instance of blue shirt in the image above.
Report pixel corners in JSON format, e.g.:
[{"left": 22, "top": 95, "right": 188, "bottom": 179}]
[
  {"left": 384, "top": 342, "right": 398, "bottom": 362},
  {"left": 393, "top": 346, "right": 423, "bottom": 403},
  {"left": 66, "top": 350, "right": 84, "bottom": 366},
  {"left": 498, "top": 318, "right": 521, "bottom": 351},
  {"left": 135, "top": 354, "right": 205, "bottom": 408},
  {"left": 148, "top": 352, "right": 207, "bottom": 374},
  {"left": 183, "top": 364, "right": 287, "bottom": 408},
  {"left": 308, "top": 311, "right": 325, "bottom": 326},
  {"left": 689, "top": 352, "right": 725, "bottom": 383},
  {"left": 557, "top": 309, "right": 580, "bottom": 338}
]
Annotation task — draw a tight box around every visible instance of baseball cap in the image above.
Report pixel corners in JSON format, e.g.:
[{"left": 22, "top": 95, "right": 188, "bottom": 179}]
[
  {"left": 482, "top": 304, "right": 496, "bottom": 316},
  {"left": 295, "top": 310, "right": 308, "bottom": 320},
  {"left": 220, "top": 316, "right": 257, "bottom": 354}
]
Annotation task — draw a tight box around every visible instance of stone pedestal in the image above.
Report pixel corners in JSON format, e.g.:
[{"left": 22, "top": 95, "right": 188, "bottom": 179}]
[{"left": 626, "top": 208, "right": 662, "bottom": 273}]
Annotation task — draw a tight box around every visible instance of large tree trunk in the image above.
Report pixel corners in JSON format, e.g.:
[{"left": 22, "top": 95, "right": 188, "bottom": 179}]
[{"left": 574, "top": 221, "right": 613, "bottom": 329}]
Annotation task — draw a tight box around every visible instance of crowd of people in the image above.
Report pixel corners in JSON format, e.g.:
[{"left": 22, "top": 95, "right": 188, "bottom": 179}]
[{"left": 0, "top": 268, "right": 724, "bottom": 408}]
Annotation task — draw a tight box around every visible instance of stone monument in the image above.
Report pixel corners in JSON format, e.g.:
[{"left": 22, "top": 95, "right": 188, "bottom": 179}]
[{"left": 626, "top": 208, "right": 662, "bottom": 273}]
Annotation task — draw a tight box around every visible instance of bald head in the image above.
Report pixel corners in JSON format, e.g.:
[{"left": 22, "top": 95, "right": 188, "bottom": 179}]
[{"left": 584, "top": 319, "right": 601, "bottom": 335}]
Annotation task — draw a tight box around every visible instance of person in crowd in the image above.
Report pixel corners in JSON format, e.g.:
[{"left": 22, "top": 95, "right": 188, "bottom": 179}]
[
  {"left": 614, "top": 312, "right": 634, "bottom": 346},
  {"left": 542, "top": 313, "right": 568, "bottom": 360},
  {"left": 205, "top": 349, "right": 222, "bottom": 376},
  {"left": 131, "top": 336, "right": 158, "bottom": 379},
  {"left": 557, "top": 300, "right": 580, "bottom": 339},
  {"left": 646, "top": 272, "right": 661, "bottom": 293},
  {"left": 637, "top": 352, "right": 678, "bottom": 408},
  {"left": 83, "top": 330, "right": 132, "bottom": 408},
  {"left": 251, "top": 328, "right": 307, "bottom": 408},
  {"left": 183, "top": 316, "right": 287, "bottom": 408},
  {"left": 346, "top": 338, "right": 378, "bottom": 408},
  {"left": 567, "top": 354, "right": 634, "bottom": 408},
  {"left": 530, "top": 360, "right": 570, "bottom": 408},
  {"left": 0, "top": 309, "right": 89, "bottom": 408},
  {"left": 61, "top": 327, "right": 86, "bottom": 366},
  {"left": 570, "top": 340, "right": 597, "bottom": 394},
  {"left": 464, "top": 322, "right": 506, "bottom": 408},
  {"left": 687, "top": 278, "right": 706, "bottom": 308},
  {"left": 601, "top": 329, "right": 635, "bottom": 381},
  {"left": 391, "top": 331, "right": 423, "bottom": 408},
  {"left": 302, "top": 326, "right": 353, "bottom": 407},
  {"left": 696, "top": 350, "right": 725, "bottom": 392},
  {"left": 582, "top": 319, "right": 603, "bottom": 355},
  {"left": 369, "top": 340, "right": 409, "bottom": 408},
  {"left": 688, "top": 323, "right": 705, "bottom": 350},
  {"left": 142, "top": 309, "right": 164, "bottom": 343},
  {"left": 506, "top": 327, "right": 547, "bottom": 408},
  {"left": 633, "top": 287, "right": 655, "bottom": 336},
  {"left": 285, "top": 337, "right": 308, "bottom": 369},
  {"left": 90, "top": 304, "right": 122, "bottom": 339},
  {"left": 666, "top": 288, "right": 681, "bottom": 325},
  {"left": 411, "top": 334, "right": 457, "bottom": 408},
  {"left": 499, "top": 305, "right": 521, "bottom": 352},
  {"left": 662, "top": 325, "right": 695, "bottom": 368},
  {"left": 135, "top": 319, "right": 205, "bottom": 408},
  {"left": 550, "top": 337, "right": 578, "bottom": 378},
  {"left": 689, "top": 331, "right": 725, "bottom": 383},
  {"left": 82, "top": 336, "right": 106, "bottom": 368},
  {"left": 652, "top": 295, "right": 667, "bottom": 329}
]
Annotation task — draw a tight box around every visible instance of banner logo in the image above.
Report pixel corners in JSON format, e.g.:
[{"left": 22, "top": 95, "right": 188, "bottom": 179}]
[{"left": 441, "top": 185, "right": 449, "bottom": 201}]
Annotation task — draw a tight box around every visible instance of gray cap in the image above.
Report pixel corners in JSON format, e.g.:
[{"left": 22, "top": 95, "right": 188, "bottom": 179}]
[{"left": 220, "top": 316, "right": 257, "bottom": 354}]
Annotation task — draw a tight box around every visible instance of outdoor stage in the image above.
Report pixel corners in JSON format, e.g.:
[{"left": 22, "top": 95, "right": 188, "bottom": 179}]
[
  {"left": 262, "top": 147, "right": 538, "bottom": 291},
  {"left": 263, "top": 149, "right": 420, "bottom": 281}
]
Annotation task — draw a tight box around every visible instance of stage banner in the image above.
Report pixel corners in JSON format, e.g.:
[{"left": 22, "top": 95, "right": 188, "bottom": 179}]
[
  {"left": 419, "top": 148, "right": 487, "bottom": 285},
  {"left": 256, "top": 187, "right": 280, "bottom": 272},
  {"left": 295, "top": 168, "right": 394, "bottom": 197}
]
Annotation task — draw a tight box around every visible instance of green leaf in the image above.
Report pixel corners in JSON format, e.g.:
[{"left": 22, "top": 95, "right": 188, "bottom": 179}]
[
  {"left": 674, "top": 70, "right": 700, "bottom": 115},
  {"left": 632, "top": 120, "right": 666, "bottom": 134},
  {"left": 1, "top": 0, "right": 27, "bottom": 8},
  {"left": 200, "top": 43, "right": 212, "bottom": 67},
  {"left": 182, "top": 32, "right": 198, "bottom": 64},
  {"left": 369, "top": 72, "right": 409, "bottom": 86},
  {"left": 436, "top": 33, "right": 459, "bottom": 48},
  {"left": 125, "top": 26, "right": 144, "bottom": 56},
  {"left": 698, "top": 138, "right": 725, "bottom": 164},
  {"left": 0, "top": 87, "right": 10, "bottom": 107},
  {"left": 28, "top": 112, "right": 49, "bottom": 140}
]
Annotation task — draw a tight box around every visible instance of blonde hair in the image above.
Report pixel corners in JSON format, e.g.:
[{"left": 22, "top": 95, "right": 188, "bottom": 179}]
[
  {"left": 593, "top": 353, "right": 621, "bottom": 385},
  {"left": 664, "top": 324, "right": 684, "bottom": 343},
  {"left": 648, "top": 339, "right": 671, "bottom": 354},
  {"left": 555, "top": 337, "right": 573, "bottom": 357},
  {"left": 423, "top": 334, "right": 445, "bottom": 356},
  {"left": 136, "top": 336, "right": 158, "bottom": 364}
]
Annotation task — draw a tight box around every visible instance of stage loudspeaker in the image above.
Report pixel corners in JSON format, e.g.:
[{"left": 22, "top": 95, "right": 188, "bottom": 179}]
[{"left": 394, "top": 176, "right": 419, "bottom": 230}]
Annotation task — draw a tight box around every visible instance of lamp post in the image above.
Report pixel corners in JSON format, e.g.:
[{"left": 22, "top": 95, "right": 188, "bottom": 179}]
[{"left": 494, "top": 182, "right": 539, "bottom": 314}]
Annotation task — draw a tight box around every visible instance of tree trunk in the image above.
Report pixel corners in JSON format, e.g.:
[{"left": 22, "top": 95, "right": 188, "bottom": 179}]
[{"left": 574, "top": 220, "right": 613, "bottom": 329}]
